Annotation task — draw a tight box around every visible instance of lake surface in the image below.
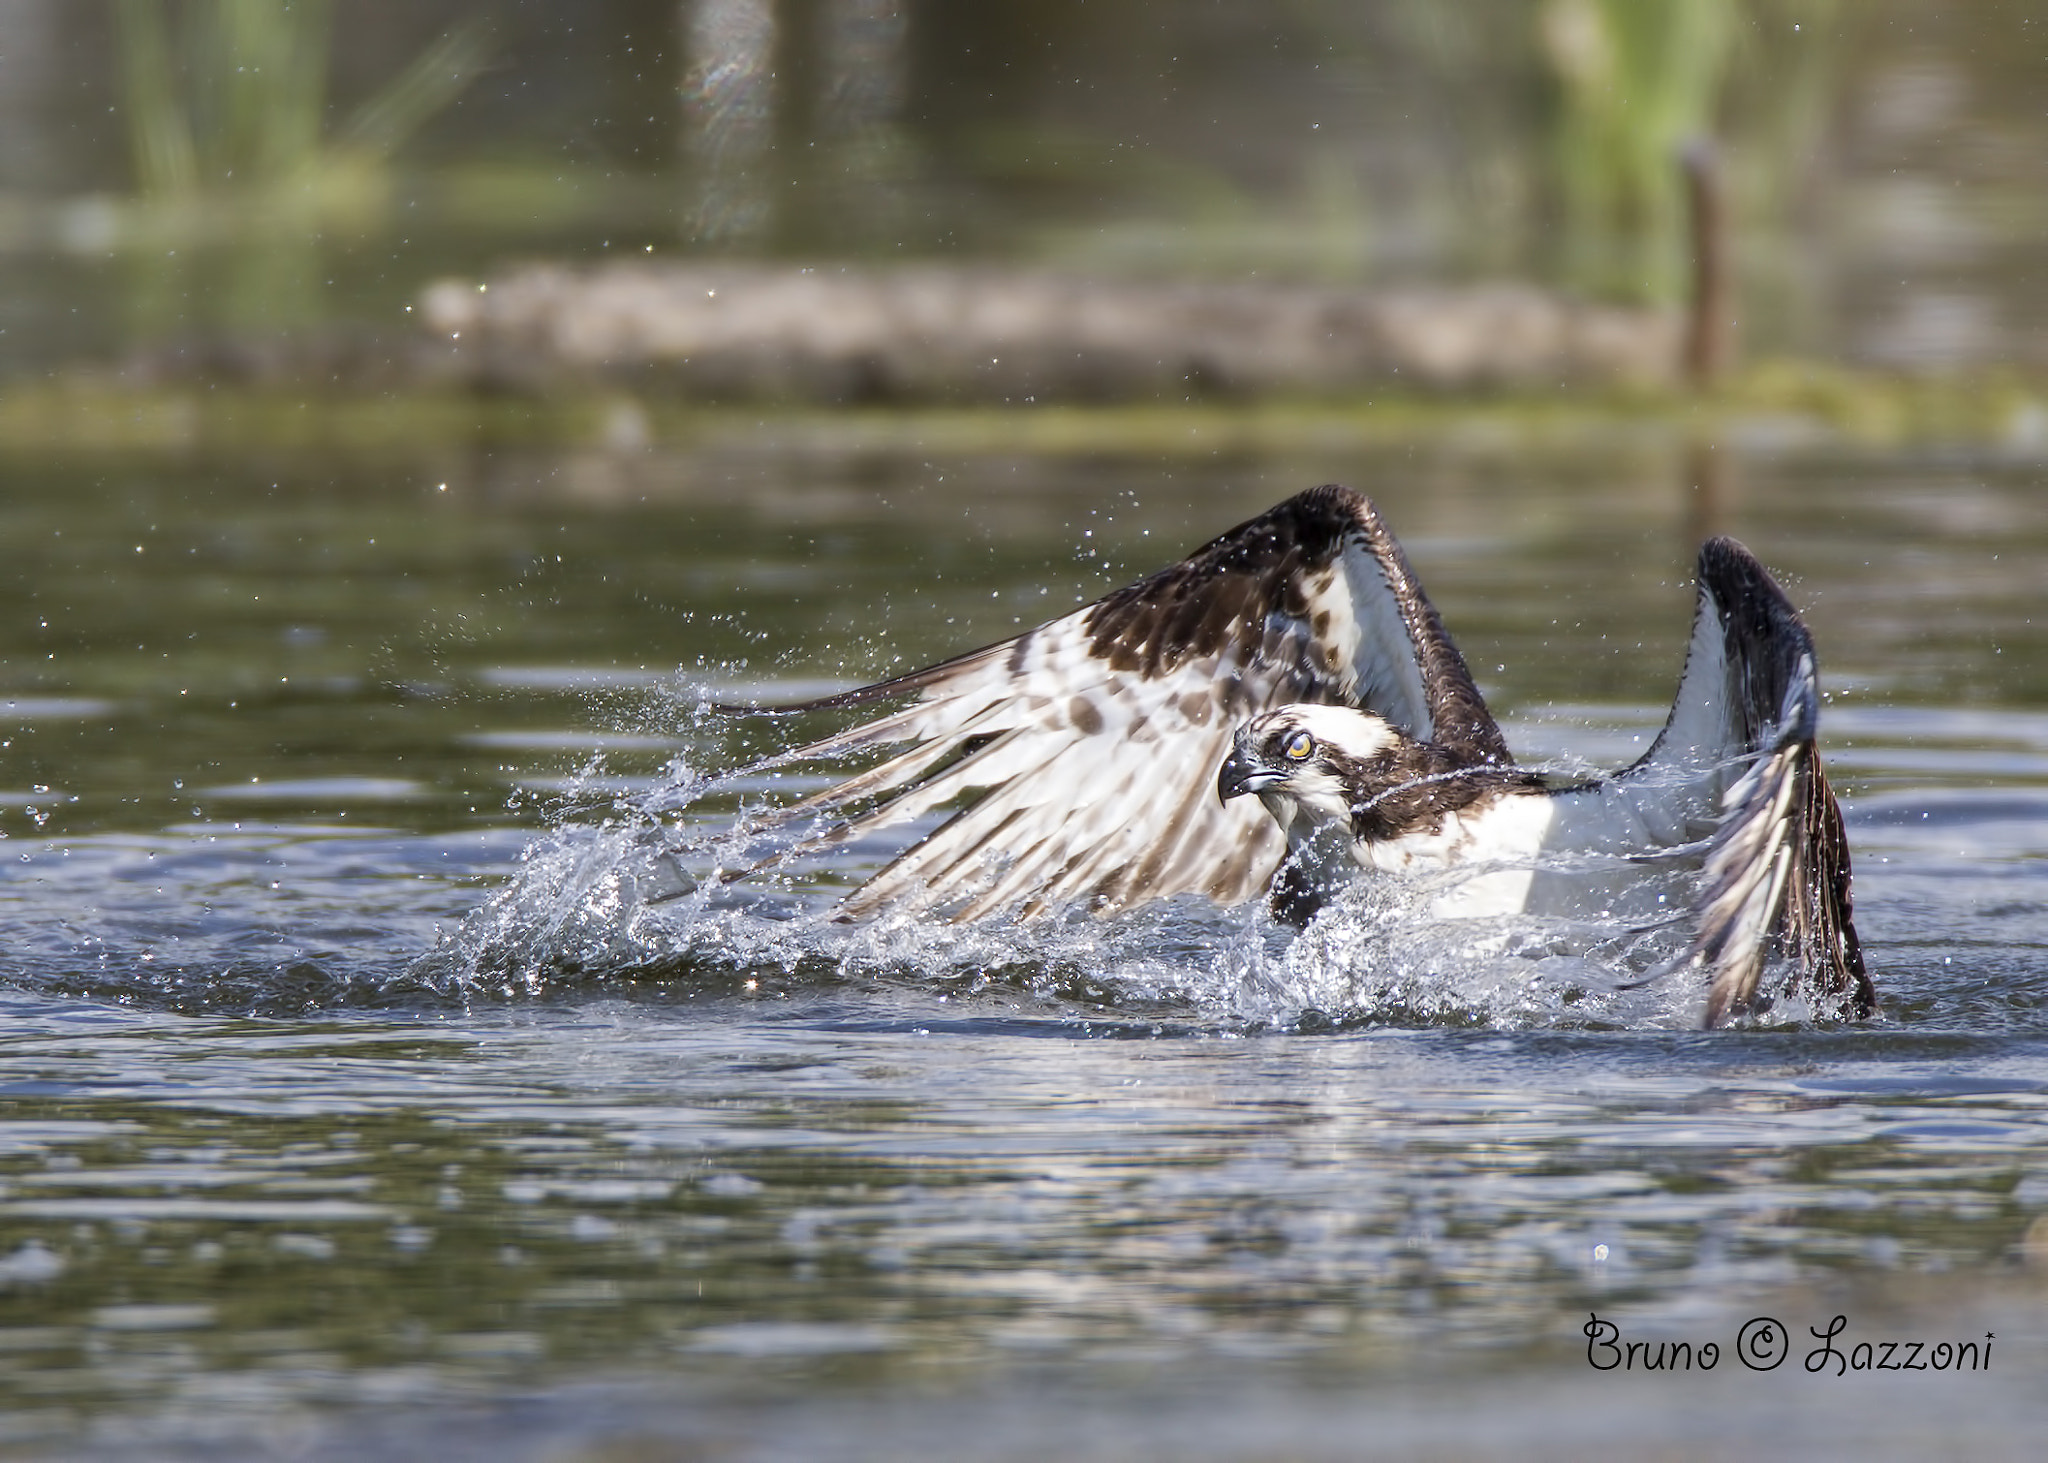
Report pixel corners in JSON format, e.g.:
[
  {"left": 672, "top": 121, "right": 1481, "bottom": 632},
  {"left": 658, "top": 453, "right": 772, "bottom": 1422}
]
[{"left": 2, "top": 425, "right": 2047, "bottom": 1459}]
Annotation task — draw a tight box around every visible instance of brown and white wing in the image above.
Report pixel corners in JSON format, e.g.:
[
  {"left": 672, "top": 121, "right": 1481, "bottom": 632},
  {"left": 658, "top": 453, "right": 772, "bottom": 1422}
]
[
  {"left": 1626, "top": 537, "right": 1874, "bottom": 1027},
  {"left": 720, "top": 483, "right": 1509, "bottom": 921}
]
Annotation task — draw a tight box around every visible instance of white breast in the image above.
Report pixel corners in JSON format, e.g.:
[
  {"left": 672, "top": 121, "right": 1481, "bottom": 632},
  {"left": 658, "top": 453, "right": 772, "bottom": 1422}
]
[
  {"left": 1351, "top": 791, "right": 1557, "bottom": 917},
  {"left": 1353, "top": 780, "right": 1718, "bottom": 924}
]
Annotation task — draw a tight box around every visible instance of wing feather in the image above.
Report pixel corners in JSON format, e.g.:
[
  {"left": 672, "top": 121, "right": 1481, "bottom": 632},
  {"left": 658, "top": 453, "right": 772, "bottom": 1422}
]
[
  {"left": 1624, "top": 539, "right": 1873, "bottom": 1026},
  {"left": 718, "top": 484, "right": 1504, "bottom": 920}
]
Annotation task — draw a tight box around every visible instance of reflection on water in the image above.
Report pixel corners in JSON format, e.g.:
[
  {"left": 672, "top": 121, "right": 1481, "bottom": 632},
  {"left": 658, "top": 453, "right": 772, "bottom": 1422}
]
[{"left": 2, "top": 436, "right": 2047, "bottom": 1456}]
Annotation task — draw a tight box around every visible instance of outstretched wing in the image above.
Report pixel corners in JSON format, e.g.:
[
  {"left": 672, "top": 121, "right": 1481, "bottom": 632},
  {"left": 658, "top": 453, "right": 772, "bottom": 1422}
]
[
  {"left": 721, "top": 483, "right": 1508, "bottom": 920},
  {"left": 1624, "top": 538, "right": 1872, "bottom": 1027}
]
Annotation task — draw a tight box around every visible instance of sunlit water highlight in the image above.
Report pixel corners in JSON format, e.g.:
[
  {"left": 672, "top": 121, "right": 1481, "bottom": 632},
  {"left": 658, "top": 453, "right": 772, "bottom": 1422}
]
[{"left": 2, "top": 443, "right": 2047, "bottom": 1458}]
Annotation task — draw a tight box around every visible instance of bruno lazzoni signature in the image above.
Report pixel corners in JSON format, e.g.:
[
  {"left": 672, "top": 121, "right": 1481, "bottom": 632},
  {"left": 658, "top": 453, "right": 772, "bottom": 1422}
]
[{"left": 1584, "top": 1313, "right": 1995, "bottom": 1374}]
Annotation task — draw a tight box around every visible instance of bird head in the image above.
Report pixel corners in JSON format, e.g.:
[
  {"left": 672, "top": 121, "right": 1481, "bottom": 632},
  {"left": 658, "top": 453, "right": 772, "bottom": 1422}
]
[{"left": 1216, "top": 704, "right": 1410, "bottom": 829}]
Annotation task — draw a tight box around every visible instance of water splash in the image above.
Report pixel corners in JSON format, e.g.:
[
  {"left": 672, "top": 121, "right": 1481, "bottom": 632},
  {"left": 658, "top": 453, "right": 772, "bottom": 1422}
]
[{"left": 418, "top": 737, "right": 1732, "bottom": 1032}]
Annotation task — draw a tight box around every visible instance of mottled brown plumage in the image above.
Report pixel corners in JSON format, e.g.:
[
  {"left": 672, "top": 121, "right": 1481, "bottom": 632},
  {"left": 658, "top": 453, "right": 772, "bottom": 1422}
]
[
  {"left": 1079, "top": 485, "right": 1510, "bottom": 764},
  {"left": 716, "top": 485, "right": 1511, "bottom": 921}
]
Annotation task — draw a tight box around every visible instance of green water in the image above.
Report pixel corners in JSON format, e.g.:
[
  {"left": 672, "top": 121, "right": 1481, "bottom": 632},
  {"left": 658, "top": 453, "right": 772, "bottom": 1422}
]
[{"left": 2, "top": 431, "right": 2047, "bottom": 1459}]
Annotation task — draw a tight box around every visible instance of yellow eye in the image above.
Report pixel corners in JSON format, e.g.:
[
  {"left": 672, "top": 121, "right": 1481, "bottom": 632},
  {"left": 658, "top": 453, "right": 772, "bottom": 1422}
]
[{"left": 1282, "top": 729, "right": 1314, "bottom": 761}]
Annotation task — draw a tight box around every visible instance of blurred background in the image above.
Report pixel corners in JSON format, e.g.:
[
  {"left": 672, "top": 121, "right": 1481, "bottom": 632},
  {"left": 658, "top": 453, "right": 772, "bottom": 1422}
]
[
  {"left": 6, "top": 11, "right": 2048, "bottom": 1459},
  {"left": 0, "top": 0, "right": 2037, "bottom": 387}
]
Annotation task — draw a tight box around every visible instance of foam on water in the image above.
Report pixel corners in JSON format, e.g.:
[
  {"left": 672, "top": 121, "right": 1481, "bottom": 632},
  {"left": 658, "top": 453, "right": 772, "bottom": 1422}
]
[
  {"left": 419, "top": 689, "right": 2048, "bottom": 1032},
  {"left": 5, "top": 697, "right": 2042, "bottom": 1034},
  {"left": 414, "top": 742, "right": 1739, "bottom": 1033}
]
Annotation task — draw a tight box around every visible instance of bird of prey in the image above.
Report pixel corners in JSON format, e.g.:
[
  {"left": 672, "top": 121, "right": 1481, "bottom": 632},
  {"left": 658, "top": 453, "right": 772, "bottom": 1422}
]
[{"left": 718, "top": 484, "right": 1872, "bottom": 1028}]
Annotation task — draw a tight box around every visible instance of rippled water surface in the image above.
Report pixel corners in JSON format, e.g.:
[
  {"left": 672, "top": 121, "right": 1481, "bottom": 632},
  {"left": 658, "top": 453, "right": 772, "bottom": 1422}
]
[{"left": 3, "top": 434, "right": 2047, "bottom": 1460}]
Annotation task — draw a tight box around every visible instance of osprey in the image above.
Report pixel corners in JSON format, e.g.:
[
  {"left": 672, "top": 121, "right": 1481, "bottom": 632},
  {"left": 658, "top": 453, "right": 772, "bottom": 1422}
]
[{"left": 718, "top": 484, "right": 1872, "bottom": 1029}]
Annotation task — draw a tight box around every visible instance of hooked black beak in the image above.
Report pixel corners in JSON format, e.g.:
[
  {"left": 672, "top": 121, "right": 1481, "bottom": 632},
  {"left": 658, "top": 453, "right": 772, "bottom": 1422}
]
[{"left": 1217, "top": 743, "right": 1281, "bottom": 803}]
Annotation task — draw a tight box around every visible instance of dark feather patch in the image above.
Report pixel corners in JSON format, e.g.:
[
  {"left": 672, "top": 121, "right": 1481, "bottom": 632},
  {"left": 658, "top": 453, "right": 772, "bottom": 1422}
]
[
  {"left": 1640, "top": 540, "right": 1871, "bottom": 1027},
  {"left": 1339, "top": 750, "right": 1549, "bottom": 844}
]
